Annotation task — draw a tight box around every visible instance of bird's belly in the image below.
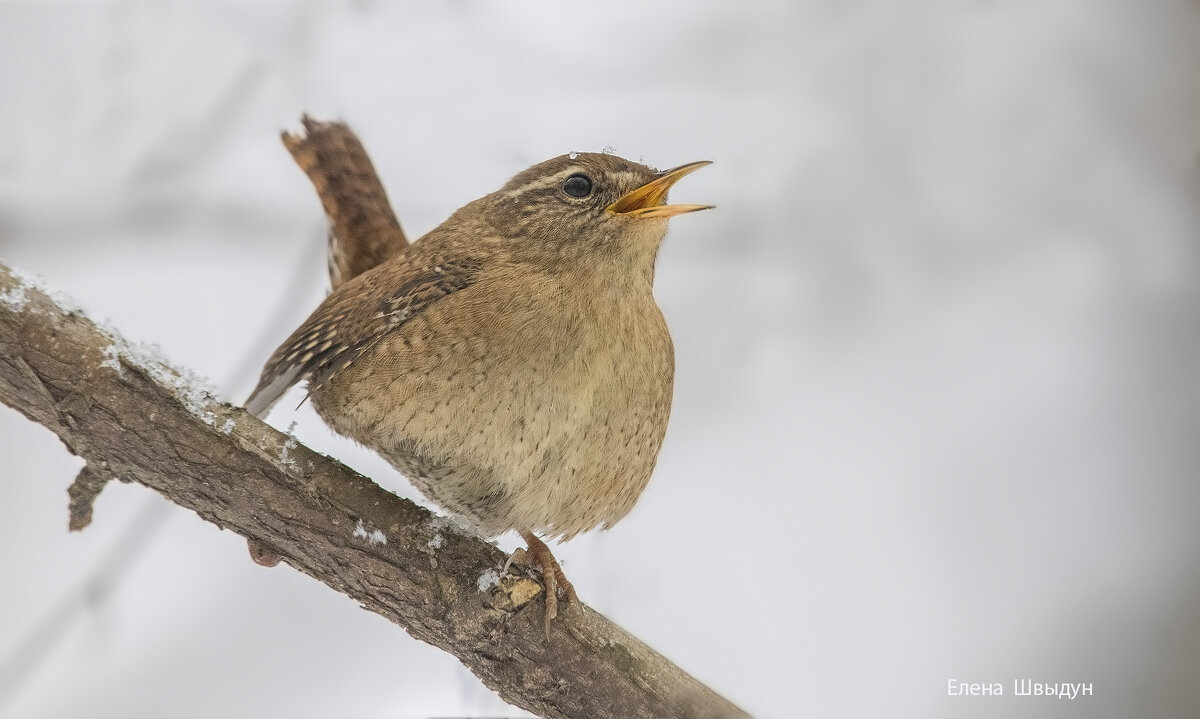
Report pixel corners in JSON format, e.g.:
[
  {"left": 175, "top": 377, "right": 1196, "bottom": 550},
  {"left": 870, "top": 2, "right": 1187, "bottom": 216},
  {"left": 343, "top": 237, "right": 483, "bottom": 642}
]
[{"left": 312, "top": 296, "right": 674, "bottom": 540}]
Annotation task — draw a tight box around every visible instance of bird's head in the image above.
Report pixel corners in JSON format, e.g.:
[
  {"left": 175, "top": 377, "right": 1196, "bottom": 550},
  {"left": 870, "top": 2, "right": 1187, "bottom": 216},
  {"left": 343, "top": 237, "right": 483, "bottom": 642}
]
[{"left": 477, "top": 152, "right": 712, "bottom": 273}]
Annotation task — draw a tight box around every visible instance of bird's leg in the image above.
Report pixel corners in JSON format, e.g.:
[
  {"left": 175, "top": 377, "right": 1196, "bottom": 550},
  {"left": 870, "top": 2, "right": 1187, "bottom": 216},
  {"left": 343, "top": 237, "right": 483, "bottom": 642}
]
[{"left": 516, "top": 530, "right": 579, "bottom": 631}]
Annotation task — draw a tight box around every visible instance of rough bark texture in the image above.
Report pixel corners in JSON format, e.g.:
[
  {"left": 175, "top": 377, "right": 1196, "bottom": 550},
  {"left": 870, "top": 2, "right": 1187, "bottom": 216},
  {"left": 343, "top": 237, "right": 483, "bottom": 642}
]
[{"left": 0, "top": 263, "right": 748, "bottom": 719}]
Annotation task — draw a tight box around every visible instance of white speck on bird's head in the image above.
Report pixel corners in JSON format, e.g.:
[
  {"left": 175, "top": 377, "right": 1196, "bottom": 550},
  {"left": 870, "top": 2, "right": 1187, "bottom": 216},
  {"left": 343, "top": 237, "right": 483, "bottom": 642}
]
[
  {"left": 353, "top": 519, "right": 387, "bottom": 546},
  {"left": 568, "top": 151, "right": 579, "bottom": 160},
  {"left": 477, "top": 568, "right": 500, "bottom": 592},
  {"left": 428, "top": 533, "right": 444, "bottom": 550}
]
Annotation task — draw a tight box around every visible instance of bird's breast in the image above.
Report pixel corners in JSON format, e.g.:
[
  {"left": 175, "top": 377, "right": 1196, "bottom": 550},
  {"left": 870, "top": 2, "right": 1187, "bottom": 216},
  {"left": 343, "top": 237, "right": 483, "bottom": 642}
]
[{"left": 311, "top": 271, "right": 674, "bottom": 539}]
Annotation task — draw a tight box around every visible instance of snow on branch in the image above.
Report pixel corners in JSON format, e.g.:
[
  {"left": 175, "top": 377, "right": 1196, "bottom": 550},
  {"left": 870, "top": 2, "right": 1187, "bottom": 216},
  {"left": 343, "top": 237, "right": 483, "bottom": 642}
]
[{"left": 0, "top": 262, "right": 747, "bottom": 719}]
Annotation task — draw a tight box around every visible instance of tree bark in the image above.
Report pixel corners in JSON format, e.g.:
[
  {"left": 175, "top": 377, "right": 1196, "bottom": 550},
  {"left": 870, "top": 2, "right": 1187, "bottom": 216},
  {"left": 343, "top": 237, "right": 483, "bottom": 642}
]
[{"left": 0, "top": 263, "right": 748, "bottom": 719}]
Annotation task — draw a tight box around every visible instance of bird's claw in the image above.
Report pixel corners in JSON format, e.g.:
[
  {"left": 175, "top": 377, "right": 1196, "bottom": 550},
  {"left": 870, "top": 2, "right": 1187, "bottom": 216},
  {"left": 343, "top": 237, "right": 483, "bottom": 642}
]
[{"left": 513, "top": 531, "right": 580, "bottom": 637}]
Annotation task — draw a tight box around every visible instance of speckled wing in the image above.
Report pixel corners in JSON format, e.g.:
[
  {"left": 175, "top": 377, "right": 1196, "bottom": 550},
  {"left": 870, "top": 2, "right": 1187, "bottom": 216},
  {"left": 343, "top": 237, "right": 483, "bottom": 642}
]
[{"left": 244, "top": 251, "right": 482, "bottom": 417}]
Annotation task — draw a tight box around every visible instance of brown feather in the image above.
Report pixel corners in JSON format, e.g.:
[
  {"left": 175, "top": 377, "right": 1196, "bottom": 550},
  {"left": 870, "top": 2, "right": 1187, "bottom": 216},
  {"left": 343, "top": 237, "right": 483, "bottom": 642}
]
[
  {"left": 282, "top": 115, "right": 409, "bottom": 289},
  {"left": 245, "top": 245, "right": 482, "bottom": 416}
]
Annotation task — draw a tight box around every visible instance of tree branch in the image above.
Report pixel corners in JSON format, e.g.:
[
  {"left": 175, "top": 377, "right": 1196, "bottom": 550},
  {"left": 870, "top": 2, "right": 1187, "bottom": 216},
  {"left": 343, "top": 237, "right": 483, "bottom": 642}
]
[{"left": 0, "top": 263, "right": 747, "bottom": 719}]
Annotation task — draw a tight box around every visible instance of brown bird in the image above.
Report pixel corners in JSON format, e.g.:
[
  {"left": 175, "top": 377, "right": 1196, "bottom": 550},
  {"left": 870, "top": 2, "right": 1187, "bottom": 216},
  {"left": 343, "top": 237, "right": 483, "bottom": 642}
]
[{"left": 246, "top": 150, "right": 711, "bottom": 627}]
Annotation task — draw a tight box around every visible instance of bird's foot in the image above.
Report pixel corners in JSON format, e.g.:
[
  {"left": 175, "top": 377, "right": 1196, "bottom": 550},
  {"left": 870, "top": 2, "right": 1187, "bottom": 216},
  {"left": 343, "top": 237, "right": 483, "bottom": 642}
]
[{"left": 514, "top": 530, "right": 579, "bottom": 635}]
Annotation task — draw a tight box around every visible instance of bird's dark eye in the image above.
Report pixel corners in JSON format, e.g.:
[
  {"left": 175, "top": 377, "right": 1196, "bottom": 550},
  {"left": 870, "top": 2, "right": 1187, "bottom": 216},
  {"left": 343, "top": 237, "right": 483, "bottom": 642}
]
[{"left": 562, "top": 173, "right": 593, "bottom": 198}]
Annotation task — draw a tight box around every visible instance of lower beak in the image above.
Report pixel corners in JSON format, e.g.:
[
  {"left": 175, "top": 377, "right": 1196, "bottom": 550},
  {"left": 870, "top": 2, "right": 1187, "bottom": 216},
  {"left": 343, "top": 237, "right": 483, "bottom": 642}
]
[{"left": 607, "top": 161, "right": 714, "bottom": 219}]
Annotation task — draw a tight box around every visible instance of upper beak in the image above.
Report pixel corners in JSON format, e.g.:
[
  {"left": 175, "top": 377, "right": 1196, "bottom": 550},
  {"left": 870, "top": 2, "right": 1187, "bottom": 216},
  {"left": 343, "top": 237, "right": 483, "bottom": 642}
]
[{"left": 607, "top": 161, "right": 714, "bottom": 219}]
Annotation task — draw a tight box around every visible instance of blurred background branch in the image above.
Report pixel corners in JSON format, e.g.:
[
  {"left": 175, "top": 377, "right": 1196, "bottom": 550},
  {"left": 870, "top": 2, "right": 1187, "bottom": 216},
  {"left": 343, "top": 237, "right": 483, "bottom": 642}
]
[{"left": 0, "top": 263, "right": 748, "bottom": 719}]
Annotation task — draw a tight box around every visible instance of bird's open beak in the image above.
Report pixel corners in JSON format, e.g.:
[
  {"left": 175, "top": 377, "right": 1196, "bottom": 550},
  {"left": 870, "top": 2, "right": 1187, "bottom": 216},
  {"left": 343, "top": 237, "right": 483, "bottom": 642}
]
[{"left": 607, "top": 161, "right": 714, "bottom": 219}]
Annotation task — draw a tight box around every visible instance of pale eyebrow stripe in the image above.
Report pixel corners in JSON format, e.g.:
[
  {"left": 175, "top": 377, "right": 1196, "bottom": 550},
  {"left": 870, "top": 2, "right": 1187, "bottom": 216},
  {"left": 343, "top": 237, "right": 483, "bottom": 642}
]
[
  {"left": 497, "top": 168, "right": 578, "bottom": 201},
  {"left": 498, "top": 168, "right": 644, "bottom": 202}
]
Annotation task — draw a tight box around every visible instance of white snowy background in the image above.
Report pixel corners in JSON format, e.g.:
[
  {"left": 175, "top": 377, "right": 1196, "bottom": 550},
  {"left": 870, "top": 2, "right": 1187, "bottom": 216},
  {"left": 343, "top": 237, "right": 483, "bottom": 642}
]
[{"left": 2, "top": 2, "right": 1199, "bottom": 718}]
